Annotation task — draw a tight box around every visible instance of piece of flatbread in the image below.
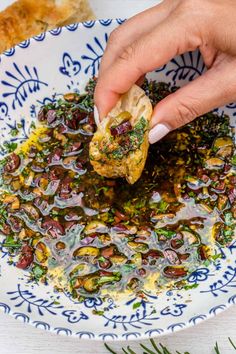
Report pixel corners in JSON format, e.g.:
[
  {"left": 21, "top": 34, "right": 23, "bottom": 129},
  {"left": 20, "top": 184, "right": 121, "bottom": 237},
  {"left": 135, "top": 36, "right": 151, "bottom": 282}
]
[
  {"left": 90, "top": 85, "right": 153, "bottom": 184},
  {"left": 0, "top": 0, "right": 95, "bottom": 53}
]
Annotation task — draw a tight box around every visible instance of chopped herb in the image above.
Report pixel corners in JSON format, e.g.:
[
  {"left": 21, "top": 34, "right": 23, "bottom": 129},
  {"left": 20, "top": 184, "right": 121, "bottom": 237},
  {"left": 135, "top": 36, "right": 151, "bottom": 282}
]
[
  {"left": 122, "top": 264, "right": 136, "bottom": 274},
  {"left": 155, "top": 228, "right": 176, "bottom": 238},
  {"left": 231, "top": 155, "right": 236, "bottom": 166},
  {"left": 22, "top": 169, "right": 30, "bottom": 177},
  {"left": 132, "top": 302, "right": 142, "bottom": 309},
  {"left": 184, "top": 283, "right": 199, "bottom": 290},
  {"left": 92, "top": 310, "right": 104, "bottom": 316},
  {"left": 30, "top": 121, "right": 36, "bottom": 130},
  {"left": 158, "top": 200, "right": 169, "bottom": 213},
  {"left": 32, "top": 264, "right": 47, "bottom": 281},
  {"left": 0, "top": 159, "right": 6, "bottom": 169},
  {"left": 53, "top": 301, "right": 60, "bottom": 305},
  {"left": 3, "top": 141, "right": 18, "bottom": 153},
  {"left": 224, "top": 212, "right": 233, "bottom": 226},
  {"left": 211, "top": 253, "right": 222, "bottom": 261},
  {"left": 2, "top": 235, "right": 21, "bottom": 249},
  {"left": 10, "top": 129, "right": 19, "bottom": 137},
  {"left": 188, "top": 191, "right": 196, "bottom": 198}
]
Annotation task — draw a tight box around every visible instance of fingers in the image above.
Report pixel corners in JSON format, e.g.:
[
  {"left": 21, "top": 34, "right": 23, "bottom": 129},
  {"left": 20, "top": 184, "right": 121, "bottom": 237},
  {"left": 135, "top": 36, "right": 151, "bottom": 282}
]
[
  {"left": 95, "top": 13, "right": 202, "bottom": 119},
  {"left": 149, "top": 54, "right": 236, "bottom": 144},
  {"left": 99, "top": 0, "right": 177, "bottom": 76}
]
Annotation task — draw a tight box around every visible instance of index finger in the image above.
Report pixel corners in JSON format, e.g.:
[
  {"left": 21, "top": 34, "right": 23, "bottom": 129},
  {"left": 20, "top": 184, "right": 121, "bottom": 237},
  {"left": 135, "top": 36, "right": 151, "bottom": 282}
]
[
  {"left": 99, "top": 0, "right": 177, "bottom": 76},
  {"left": 95, "top": 13, "right": 202, "bottom": 119}
]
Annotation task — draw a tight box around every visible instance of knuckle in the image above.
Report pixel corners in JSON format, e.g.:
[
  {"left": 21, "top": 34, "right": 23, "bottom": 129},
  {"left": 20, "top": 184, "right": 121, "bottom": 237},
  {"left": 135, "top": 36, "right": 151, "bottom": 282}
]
[
  {"left": 118, "top": 43, "right": 144, "bottom": 77},
  {"left": 178, "top": 0, "right": 212, "bottom": 29},
  {"left": 176, "top": 0, "right": 207, "bottom": 30},
  {"left": 174, "top": 99, "right": 200, "bottom": 126},
  {"left": 118, "top": 44, "right": 136, "bottom": 62},
  {"left": 118, "top": 39, "right": 145, "bottom": 64},
  {"left": 109, "top": 28, "right": 122, "bottom": 46}
]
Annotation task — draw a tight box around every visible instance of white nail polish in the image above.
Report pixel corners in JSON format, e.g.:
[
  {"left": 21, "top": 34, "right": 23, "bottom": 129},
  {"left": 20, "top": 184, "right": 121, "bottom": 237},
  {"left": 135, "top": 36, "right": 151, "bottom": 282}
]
[
  {"left": 149, "top": 123, "right": 171, "bottom": 144},
  {"left": 94, "top": 105, "right": 100, "bottom": 126}
]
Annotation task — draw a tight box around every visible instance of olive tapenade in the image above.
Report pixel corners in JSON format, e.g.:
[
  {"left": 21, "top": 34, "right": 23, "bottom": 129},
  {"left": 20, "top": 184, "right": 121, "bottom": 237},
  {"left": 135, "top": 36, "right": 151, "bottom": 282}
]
[{"left": 0, "top": 78, "right": 235, "bottom": 299}]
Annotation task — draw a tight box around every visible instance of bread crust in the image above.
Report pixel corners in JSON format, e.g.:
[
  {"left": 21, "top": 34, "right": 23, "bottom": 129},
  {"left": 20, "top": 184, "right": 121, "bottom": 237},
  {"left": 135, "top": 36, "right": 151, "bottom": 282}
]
[
  {"left": 0, "top": 0, "right": 95, "bottom": 52},
  {"left": 90, "top": 85, "right": 153, "bottom": 184}
]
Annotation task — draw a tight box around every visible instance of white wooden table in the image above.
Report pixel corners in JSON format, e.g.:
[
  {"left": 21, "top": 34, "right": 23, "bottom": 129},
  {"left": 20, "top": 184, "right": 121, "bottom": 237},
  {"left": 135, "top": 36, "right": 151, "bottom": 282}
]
[{"left": 0, "top": 1, "right": 236, "bottom": 353}]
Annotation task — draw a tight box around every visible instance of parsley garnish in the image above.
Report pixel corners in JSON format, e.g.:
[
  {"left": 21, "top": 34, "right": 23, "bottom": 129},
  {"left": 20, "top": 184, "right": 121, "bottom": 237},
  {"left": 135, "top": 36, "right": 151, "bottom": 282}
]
[{"left": 3, "top": 142, "right": 18, "bottom": 153}]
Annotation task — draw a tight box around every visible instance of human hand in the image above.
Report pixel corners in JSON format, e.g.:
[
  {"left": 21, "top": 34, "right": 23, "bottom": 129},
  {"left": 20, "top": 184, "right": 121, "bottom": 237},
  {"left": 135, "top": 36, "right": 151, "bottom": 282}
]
[{"left": 94, "top": 0, "right": 236, "bottom": 143}]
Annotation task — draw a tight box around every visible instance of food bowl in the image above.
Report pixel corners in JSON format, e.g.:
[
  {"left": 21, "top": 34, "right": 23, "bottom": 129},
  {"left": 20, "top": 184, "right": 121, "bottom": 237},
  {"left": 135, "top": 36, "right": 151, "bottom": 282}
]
[{"left": 0, "top": 19, "right": 235, "bottom": 341}]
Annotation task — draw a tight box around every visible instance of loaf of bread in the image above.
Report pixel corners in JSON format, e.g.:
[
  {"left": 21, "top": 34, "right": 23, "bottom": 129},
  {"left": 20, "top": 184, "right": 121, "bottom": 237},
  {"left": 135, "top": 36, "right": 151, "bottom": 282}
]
[{"left": 0, "top": 0, "right": 95, "bottom": 52}]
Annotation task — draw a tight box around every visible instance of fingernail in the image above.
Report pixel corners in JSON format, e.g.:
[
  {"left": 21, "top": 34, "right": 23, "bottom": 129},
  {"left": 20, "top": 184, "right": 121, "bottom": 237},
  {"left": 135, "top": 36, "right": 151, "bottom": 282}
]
[
  {"left": 149, "top": 123, "right": 171, "bottom": 144},
  {"left": 94, "top": 105, "right": 100, "bottom": 126}
]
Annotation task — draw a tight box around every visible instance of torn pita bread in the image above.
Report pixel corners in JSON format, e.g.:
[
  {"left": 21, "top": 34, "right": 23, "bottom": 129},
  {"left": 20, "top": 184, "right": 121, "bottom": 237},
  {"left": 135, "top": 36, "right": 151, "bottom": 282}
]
[
  {"left": 0, "top": 0, "right": 95, "bottom": 53},
  {"left": 90, "top": 85, "right": 153, "bottom": 184}
]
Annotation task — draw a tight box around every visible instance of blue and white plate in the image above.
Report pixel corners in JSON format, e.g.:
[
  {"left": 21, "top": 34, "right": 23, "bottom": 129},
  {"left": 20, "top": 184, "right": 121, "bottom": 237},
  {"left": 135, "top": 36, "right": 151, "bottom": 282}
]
[{"left": 0, "top": 20, "right": 235, "bottom": 341}]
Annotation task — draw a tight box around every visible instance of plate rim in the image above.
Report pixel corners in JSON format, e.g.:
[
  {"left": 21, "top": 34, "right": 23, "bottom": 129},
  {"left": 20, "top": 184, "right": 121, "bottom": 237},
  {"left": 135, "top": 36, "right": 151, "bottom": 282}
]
[{"left": 0, "top": 19, "right": 235, "bottom": 341}]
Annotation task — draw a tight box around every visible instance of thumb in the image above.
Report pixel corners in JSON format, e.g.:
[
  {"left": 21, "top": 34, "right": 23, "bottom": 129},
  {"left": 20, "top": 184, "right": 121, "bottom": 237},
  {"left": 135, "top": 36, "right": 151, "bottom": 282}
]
[{"left": 149, "top": 57, "right": 236, "bottom": 144}]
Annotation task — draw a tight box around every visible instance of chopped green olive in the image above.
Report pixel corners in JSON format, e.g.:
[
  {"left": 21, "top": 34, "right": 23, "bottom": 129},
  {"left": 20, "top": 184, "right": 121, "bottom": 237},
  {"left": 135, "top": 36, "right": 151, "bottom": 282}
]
[
  {"left": 110, "top": 254, "right": 127, "bottom": 264},
  {"left": 73, "top": 247, "right": 100, "bottom": 258},
  {"left": 127, "top": 241, "right": 148, "bottom": 253},
  {"left": 205, "top": 157, "right": 225, "bottom": 170},
  {"left": 155, "top": 229, "right": 176, "bottom": 239},
  {"left": 32, "top": 264, "right": 47, "bottom": 281}
]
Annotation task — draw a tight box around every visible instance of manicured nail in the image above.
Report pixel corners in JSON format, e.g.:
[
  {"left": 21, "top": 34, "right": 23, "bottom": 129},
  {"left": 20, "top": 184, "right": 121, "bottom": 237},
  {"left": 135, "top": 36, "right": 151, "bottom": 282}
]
[
  {"left": 149, "top": 123, "right": 171, "bottom": 144},
  {"left": 94, "top": 105, "right": 100, "bottom": 126}
]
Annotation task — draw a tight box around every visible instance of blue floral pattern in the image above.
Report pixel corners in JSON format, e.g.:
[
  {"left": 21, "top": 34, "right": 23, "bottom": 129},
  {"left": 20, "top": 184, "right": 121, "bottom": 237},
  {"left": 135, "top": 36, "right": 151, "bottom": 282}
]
[
  {"left": 166, "top": 51, "right": 205, "bottom": 85},
  {"left": 7, "top": 285, "right": 63, "bottom": 316},
  {"left": 82, "top": 33, "right": 108, "bottom": 75},
  {"left": 161, "top": 304, "right": 187, "bottom": 317},
  {"left": 188, "top": 268, "right": 212, "bottom": 283},
  {"left": 201, "top": 264, "right": 236, "bottom": 297},
  {"left": 62, "top": 310, "right": 88, "bottom": 323},
  {"left": 0, "top": 19, "right": 235, "bottom": 341},
  {"left": 1, "top": 63, "right": 48, "bottom": 109},
  {"left": 59, "top": 53, "right": 81, "bottom": 77}
]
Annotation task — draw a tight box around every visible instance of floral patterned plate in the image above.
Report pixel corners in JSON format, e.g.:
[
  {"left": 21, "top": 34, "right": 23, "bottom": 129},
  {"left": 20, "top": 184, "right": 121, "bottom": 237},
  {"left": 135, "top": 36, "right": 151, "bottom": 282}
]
[{"left": 0, "top": 20, "right": 235, "bottom": 341}]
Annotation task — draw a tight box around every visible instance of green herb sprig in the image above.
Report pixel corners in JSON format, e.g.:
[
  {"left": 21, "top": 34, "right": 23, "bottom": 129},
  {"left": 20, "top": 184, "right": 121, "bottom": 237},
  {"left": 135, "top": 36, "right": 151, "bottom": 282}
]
[{"left": 105, "top": 337, "right": 236, "bottom": 354}]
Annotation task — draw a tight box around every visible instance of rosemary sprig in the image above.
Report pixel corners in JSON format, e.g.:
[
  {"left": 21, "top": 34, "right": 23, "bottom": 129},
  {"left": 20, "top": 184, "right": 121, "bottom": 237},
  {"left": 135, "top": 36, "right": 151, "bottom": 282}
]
[
  {"left": 104, "top": 344, "right": 117, "bottom": 354},
  {"left": 229, "top": 338, "right": 236, "bottom": 351},
  {"left": 105, "top": 337, "right": 236, "bottom": 354},
  {"left": 214, "top": 342, "right": 220, "bottom": 354}
]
